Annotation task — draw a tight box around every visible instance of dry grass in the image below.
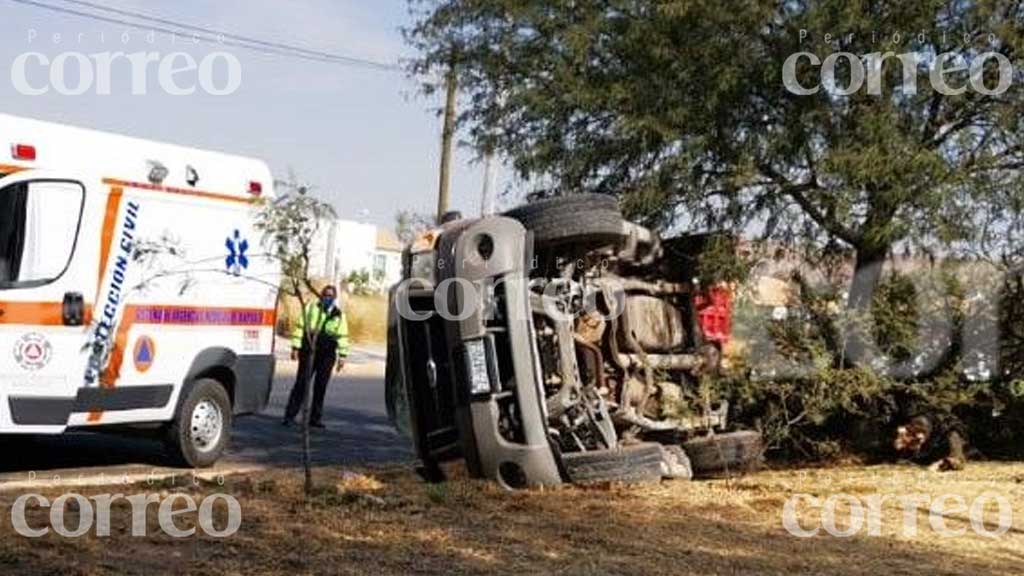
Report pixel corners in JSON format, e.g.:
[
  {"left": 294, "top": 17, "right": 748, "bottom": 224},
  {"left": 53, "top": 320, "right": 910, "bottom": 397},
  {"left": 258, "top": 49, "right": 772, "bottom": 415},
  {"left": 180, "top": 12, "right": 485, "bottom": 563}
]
[
  {"left": 345, "top": 294, "right": 388, "bottom": 345},
  {"left": 1, "top": 463, "right": 1022, "bottom": 575},
  {"left": 276, "top": 293, "right": 388, "bottom": 346}
]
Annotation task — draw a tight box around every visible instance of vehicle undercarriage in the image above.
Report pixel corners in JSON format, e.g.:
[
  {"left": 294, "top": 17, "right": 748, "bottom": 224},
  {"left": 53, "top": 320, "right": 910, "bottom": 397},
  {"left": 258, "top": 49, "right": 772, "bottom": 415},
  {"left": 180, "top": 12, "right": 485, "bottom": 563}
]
[{"left": 508, "top": 195, "right": 763, "bottom": 482}]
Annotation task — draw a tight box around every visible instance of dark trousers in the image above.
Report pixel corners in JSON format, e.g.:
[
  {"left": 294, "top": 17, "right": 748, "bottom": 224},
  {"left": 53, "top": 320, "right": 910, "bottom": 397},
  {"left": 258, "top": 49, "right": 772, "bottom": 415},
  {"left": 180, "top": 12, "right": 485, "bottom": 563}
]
[{"left": 285, "top": 339, "right": 337, "bottom": 424}]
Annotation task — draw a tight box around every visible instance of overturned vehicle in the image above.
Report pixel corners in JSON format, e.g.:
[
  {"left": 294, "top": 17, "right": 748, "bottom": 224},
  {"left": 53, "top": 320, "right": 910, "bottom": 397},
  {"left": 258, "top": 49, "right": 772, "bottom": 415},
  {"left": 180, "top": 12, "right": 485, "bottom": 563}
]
[{"left": 386, "top": 195, "right": 762, "bottom": 488}]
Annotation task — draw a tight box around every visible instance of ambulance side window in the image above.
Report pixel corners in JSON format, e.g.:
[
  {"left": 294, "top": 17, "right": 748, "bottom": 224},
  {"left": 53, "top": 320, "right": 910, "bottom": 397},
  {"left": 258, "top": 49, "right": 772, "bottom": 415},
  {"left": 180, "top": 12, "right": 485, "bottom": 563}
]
[{"left": 0, "top": 180, "right": 85, "bottom": 288}]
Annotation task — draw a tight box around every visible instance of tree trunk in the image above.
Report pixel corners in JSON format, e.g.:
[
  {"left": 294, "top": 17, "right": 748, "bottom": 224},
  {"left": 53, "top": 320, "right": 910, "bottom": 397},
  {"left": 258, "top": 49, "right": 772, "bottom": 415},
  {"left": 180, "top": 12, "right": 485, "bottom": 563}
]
[
  {"left": 436, "top": 60, "right": 458, "bottom": 221},
  {"left": 844, "top": 244, "right": 888, "bottom": 365},
  {"left": 294, "top": 293, "right": 316, "bottom": 499},
  {"left": 847, "top": 246, "right": 886, "bottom": 313},
  {"left": 301, "top": 336, "right": 315, "bottom": 497}
]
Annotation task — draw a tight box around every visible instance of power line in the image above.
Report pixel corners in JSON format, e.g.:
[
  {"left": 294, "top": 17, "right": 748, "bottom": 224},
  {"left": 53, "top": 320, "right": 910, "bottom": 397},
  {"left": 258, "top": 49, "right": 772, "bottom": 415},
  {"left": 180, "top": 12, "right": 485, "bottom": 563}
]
[
  {"left": 55, "top": 0, "right": 400, "bottom": 70},
  {"left": 7, "top": 0, "right": 401, "bottom": 71},
  {"left": 9, "top": 0, "right": 348, "bottom": 66}
]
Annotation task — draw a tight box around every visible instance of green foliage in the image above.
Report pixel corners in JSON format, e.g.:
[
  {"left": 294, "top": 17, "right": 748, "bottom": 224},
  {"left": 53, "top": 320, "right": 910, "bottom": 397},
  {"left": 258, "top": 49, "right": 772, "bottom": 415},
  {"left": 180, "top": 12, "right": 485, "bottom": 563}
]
[
  {"left": 407, "top": 0, "right": 1024, "bottom": 308},
  {"left": 346, "top": 269, "right": 373, "bottom": 295},
  {"left": 395, "top": 210, "right": 435, "bottom": 245},
  {"left": 423, "top": 483, "right": 450, "bottom": 505},
  {"left": 695, "top": 235, "right": 750, "bottom": 286},
  {"left": 254, "top": 184, "right": 336, "bottom": 300},
  {"left": 872, "top": 275, "right": 920, "bottom": 363},
  {"left": 1001, "top": 270, "right": 1024, "bottom": 380},
  {"left": 1011, "top": 380, "right": 1024, "bottom": 398},
  {"left": 726, "top": 266, "right": 1024, "bottom": 461},
  {"left": 253, "top": 175, "right": 338, "bottom": 496},
  {"left": 407, "top": 0, "right": 1024, "bottom": 462},
  {"left": 724, "top": 366, "right": 896, "bottom": 459}
]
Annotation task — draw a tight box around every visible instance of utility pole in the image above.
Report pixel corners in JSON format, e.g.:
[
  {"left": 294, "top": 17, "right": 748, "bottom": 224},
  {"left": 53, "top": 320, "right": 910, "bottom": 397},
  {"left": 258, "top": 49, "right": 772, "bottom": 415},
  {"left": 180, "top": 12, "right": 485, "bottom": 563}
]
[
  {"left": 436, "top": 59, "right": 458, "bottom": 222},
  {"left": 480, "top": 147, "right": 497, "bottom": 216}
]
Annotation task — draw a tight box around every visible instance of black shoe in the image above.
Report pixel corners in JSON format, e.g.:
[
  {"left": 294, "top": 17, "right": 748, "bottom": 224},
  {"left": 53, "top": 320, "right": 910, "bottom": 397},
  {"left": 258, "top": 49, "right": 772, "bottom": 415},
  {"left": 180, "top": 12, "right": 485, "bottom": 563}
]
[
  {"left": 309, "top": 421, "right": 326, "bottom": 430},
  {"left": 281, "top": 418, "right": 294, "bottom": 427}
]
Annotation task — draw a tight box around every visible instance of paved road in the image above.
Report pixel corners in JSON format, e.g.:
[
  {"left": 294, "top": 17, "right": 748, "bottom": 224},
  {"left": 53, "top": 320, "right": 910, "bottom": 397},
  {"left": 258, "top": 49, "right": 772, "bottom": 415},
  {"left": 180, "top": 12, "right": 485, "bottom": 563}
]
[{"left": 0, "top": 347, "right": 414, "bottom": 488}]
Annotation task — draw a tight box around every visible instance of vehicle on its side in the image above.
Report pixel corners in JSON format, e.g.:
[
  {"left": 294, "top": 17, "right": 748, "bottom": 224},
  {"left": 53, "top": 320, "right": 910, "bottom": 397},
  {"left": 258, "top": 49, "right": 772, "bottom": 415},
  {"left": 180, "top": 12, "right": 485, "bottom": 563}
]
[
  {"left": 0, "top": 114, "right": 277, "bottom": 467},
  {"left": 386, "top": 194, "right": 762, "bottom": 488}
]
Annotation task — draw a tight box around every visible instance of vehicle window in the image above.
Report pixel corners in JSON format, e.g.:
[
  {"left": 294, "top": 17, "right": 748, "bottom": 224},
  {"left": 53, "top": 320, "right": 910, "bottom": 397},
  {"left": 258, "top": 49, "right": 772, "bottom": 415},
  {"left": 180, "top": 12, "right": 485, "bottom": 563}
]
[{"left": 0, "top": 180, "right": 85, "bottom": 287}]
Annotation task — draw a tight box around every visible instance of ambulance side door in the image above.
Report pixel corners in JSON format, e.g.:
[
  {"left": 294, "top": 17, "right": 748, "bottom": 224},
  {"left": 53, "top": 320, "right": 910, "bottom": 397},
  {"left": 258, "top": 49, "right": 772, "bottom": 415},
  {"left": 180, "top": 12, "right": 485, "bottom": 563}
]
[{"left": 0, "top": 171, "right": 101, "bottom": 431}]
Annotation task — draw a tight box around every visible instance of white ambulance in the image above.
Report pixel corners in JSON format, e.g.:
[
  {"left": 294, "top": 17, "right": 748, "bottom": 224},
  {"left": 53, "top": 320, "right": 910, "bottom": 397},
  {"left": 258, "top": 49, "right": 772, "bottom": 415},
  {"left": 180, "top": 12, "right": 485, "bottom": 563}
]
[{"left": 0, "top": 114, "right": 278, "bottom": 467}]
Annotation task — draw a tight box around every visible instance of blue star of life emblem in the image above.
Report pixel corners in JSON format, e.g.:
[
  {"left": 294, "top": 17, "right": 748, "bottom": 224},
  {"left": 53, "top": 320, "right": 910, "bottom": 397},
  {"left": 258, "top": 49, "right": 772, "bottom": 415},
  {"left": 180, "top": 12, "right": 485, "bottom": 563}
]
[{"left": 226, "top": 229, "right": 250, "bottom": 276}]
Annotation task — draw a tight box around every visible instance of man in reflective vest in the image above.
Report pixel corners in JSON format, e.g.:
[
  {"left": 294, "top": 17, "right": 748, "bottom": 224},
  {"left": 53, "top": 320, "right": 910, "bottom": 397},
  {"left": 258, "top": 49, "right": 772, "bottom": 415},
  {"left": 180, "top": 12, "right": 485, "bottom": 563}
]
[{"left": 282, "top": 285, "right": 350, "bottom": 429}]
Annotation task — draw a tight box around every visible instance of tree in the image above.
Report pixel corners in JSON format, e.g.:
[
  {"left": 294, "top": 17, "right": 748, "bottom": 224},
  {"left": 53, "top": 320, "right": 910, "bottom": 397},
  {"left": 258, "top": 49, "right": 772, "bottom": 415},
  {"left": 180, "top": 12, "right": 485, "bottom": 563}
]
[
  {"left": 346, "top": 269, "right": 373, "bottom": 295},
  {"left": 406, "top": 0, "right": 1024, "bottom": 358},
  {"left": 86, "top": 174, "right": 336, "bottom": 496},
  {"left": 255, "top": 178, "right": 337, "bottom": 496},
  {"left": 395, "top": 209, "right": 435, "bottom": 244}
]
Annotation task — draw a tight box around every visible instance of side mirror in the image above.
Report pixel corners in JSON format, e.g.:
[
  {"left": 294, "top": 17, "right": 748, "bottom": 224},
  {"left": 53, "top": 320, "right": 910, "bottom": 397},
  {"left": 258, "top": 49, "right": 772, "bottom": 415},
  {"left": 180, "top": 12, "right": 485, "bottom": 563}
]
[{"left": 62, "top": 292, "right": 85, "bottom": 326}]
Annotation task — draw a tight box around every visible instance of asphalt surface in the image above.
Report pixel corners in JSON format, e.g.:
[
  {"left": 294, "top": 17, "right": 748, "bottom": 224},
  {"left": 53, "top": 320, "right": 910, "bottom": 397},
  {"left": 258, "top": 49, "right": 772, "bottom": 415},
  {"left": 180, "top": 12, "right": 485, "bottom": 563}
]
[{"left": 0, "top": 347, "right": 414, "bottom": 489}]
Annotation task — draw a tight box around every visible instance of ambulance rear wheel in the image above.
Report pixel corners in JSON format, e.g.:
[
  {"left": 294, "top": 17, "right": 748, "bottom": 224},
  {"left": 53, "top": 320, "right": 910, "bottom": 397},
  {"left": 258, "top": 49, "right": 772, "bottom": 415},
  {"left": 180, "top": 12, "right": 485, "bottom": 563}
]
[{"left": 165, "top": 379, "right": 232, "bottom": 468}]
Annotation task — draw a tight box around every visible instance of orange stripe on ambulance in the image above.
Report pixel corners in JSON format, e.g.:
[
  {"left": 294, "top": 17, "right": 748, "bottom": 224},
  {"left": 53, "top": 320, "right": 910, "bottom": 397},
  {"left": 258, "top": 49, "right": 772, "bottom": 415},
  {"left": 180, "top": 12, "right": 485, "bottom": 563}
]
[
  {"left": 0, "top": 113, "right": 278, "bottom": 469},
  {"left": 86, "top": 200, "right": 140, "bottom": 387}
]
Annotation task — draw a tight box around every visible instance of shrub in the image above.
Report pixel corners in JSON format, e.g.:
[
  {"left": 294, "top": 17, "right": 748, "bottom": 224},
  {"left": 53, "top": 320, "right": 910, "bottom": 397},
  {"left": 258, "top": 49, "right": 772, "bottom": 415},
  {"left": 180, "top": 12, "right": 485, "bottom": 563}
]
[
  {"left": 346, "top": 269, "right": 373, "bottom": 295},
  {"left": 723, "top": 266, "right": 1024, "bottom": 462}
]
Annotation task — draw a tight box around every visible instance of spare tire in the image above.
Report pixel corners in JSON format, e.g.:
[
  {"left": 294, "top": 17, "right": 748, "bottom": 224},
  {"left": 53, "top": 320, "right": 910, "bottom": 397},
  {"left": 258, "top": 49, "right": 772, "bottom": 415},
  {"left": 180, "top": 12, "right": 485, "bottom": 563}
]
[
  {"left": 505, "top": 194, "right": 624, "bottom": 248},
  {"left": 682, "top": 431, "right": 764, "bottom": 477},
  {"left": 561, "top": 443, "right": 665, "bottom": 485}
]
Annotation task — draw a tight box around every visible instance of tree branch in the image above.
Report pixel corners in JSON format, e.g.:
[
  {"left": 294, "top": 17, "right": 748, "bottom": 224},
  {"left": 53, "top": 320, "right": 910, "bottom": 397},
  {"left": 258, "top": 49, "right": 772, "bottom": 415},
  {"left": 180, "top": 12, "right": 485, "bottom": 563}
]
[{"left": 756, "top": 161, "right": 860, "bottom": 245}]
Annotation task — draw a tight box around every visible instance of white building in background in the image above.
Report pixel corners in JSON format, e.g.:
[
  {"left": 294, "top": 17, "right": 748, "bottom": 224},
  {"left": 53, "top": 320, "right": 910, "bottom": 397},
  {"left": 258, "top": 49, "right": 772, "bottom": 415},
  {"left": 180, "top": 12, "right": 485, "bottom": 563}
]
[
  {"left": 373, "top": 227, "right": 404, "bottom": 287},
  {"left": 308, "top": 218, "right": 404, "bottom": 292}
]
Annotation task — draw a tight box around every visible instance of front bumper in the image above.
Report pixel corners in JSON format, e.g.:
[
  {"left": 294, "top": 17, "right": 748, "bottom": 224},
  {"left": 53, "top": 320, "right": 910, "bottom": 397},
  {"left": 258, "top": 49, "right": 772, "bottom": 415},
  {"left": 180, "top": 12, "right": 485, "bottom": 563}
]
[{"left": 442, "top": 217, "right": 563, "bottom": 488}]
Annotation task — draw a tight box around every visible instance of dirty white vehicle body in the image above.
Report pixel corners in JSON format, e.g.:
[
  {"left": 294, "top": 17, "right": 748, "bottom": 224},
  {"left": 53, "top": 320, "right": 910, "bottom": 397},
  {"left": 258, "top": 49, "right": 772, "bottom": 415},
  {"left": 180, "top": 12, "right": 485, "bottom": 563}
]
[
  {"left": 388, "top": 195, "right": 762, "bottom": 488},
  {"left": 0, "top": 114, "right": 277, "bottom": 468}
]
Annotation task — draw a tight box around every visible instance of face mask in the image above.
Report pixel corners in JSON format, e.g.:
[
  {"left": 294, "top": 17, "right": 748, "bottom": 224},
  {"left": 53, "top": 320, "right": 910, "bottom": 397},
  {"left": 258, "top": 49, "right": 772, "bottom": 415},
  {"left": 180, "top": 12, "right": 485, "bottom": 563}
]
[{"left": 321, "top": 297, "right": 336, "bottom": 309}]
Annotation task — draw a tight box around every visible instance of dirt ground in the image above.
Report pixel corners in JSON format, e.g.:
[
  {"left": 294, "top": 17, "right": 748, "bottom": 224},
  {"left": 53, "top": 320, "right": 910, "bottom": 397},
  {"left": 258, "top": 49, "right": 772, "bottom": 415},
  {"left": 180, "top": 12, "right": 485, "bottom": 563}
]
[{"left": 0, "top": 462, "right": 1022, "bottom": 575}]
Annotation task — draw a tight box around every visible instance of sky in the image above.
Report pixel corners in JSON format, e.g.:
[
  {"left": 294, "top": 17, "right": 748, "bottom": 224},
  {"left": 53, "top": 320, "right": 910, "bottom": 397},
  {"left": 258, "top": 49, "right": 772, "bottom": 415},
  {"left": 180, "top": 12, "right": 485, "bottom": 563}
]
[{"left": 0, "top": 0, "right": 514, "bottom": 228}]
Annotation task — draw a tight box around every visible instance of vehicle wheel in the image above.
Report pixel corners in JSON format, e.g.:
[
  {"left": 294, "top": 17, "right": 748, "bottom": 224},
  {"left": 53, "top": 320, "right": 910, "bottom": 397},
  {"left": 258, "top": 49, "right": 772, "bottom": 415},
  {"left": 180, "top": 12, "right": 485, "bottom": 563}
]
[
  {"left": 504, "top": 194, "right": 624, "bottom": 248},
  {"left": 165, "top": 379, "right": 232, "bottom": 468},
  {"left": 682, "top": 431, "right": 764, "bottom": 477},
  {"left": 561, "top": 443, "right": 665, "bottom": 485}
]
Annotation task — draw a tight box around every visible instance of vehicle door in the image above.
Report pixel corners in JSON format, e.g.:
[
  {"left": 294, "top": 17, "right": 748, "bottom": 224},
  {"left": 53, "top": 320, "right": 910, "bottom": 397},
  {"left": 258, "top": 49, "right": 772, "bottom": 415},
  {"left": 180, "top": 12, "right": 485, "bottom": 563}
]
[{"left": 0, "top": 171, "right": 99, "bottom": 431}]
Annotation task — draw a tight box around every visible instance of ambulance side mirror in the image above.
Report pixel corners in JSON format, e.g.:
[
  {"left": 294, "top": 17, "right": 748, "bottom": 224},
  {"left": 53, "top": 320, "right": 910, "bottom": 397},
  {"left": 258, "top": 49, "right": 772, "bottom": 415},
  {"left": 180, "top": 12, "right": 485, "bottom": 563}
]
[{"left": 62, "top": 292, "right": 85, "bottom": 327}]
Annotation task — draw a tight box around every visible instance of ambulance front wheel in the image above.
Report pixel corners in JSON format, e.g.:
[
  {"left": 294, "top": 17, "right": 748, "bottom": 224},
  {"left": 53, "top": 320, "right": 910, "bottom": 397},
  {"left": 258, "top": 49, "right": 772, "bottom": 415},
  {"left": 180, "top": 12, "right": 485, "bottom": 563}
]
[{"left": 165, "top": 379, "right": 233, "bottom": 468}]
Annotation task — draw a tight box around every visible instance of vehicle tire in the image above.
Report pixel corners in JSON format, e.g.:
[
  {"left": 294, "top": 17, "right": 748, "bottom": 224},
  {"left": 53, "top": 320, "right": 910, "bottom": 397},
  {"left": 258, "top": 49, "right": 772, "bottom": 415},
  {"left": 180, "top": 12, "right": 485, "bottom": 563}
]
[
  {"left": 164, "top": 379, "right": 232, "bottom": 468},
  {"left": 504, "top": 194, "right": 624, "bottom": 248},
  {"left": 682, "top": 431, "right": 764, "bottom": 477},
  {"left": 561, "top": 443, "right": 665, "bottom": 485}
]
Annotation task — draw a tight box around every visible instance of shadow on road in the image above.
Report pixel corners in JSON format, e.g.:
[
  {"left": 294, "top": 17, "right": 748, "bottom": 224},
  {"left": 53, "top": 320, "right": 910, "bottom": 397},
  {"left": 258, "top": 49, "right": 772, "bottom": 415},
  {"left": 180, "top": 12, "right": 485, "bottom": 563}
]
[
  {"left": 0, "top": 433, "right": 169, "bottom": 473},
  {"left": 0, "top": 370, "right": 413, "bottom": 477},
  {"left": 230, "top": 407, "right": 413, "bottom": 468}
]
